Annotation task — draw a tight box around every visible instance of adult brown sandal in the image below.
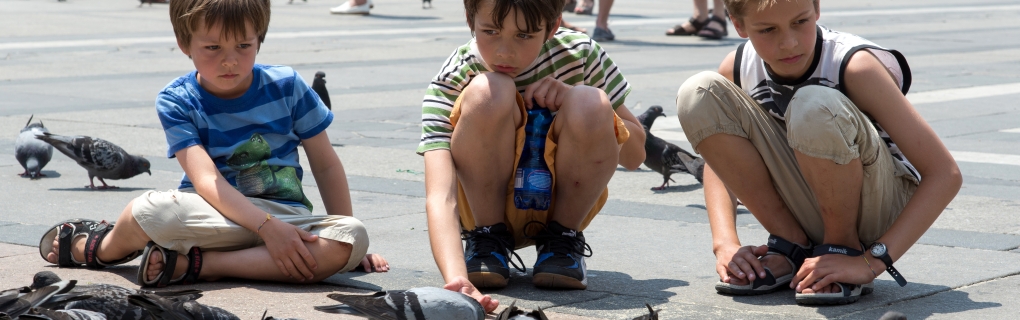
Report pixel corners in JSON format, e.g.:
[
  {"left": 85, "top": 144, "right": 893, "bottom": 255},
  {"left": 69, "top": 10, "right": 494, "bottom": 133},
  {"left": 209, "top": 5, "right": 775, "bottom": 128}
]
[{"left": 666, "top": 16, "right": 707, "bottom": 36}]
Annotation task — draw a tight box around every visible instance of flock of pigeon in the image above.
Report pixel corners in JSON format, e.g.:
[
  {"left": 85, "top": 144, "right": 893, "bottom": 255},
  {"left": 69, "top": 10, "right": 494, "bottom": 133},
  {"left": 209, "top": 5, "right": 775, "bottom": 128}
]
[
  {"left": 1, "top": 272, "right": 659, "bottom": 320},
  {"left": 15, "top": 115, "right": 151, "bottom": 189}
]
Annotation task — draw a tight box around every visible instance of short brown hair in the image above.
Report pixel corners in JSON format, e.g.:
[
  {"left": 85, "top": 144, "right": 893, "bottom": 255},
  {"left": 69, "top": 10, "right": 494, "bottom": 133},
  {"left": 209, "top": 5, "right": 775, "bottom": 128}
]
[
  {"left": 170, "top": 0, "right": 271, "bottom": 48},
  {"left": 724, "top": 0, "right": 818, "bottom": 21},
  {"left": 464, "top": 0, "right": 565, "bottom": 36}
]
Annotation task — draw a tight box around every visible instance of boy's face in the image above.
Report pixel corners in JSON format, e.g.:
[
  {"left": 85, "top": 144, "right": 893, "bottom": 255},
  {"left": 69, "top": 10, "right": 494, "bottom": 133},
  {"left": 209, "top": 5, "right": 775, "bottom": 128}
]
[
  {"left": 178, "top": 19, "right": 260, "bottom": 99},
  {"left": 470, "top": 0, "right": 558, "bottom": 78},
  {"left": 733, "top": 0, "right": 819, "bottom": 81}
]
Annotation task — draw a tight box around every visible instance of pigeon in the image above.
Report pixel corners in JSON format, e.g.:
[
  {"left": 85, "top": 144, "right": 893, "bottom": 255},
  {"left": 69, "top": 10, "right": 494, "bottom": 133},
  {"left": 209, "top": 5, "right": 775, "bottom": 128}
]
[
  {"left": 637, "top": 106, "right": 704, "bottom": 190},
  {"left": 127, "top": 294, "right": 238, "bottom": 320},
  {"left": 35, "top": 133, "right": 151, "bottom": 189},
  {"left": 878, "top": 311, "right": 907, "bottom": 320},
  {"left": 311, "top": 71, "right": 331, "bottom": 110},
  {"left": 314, "top": 287, "right": 484, "bottom": 320},
  {"left": 630, "top": 303, "right": 660, "bottom": 320},
  {"left": 495, "top": 301, "right": 547, "bottom": 320},
  {"left": 16, "top": 115, "right": 53, "bottom": 179},
  {"left": 1, "top": 275, "right": 77, "bottom": 320},
  {"left": 31, "top": 271, "right": 203, "bottom": 320}
]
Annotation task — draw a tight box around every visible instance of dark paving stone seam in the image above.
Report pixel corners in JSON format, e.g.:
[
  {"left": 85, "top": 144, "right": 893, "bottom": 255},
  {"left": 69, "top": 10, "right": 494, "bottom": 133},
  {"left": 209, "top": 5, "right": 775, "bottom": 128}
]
[{"left": 835, "top": 271, "right": 1020, "bottom": 320}]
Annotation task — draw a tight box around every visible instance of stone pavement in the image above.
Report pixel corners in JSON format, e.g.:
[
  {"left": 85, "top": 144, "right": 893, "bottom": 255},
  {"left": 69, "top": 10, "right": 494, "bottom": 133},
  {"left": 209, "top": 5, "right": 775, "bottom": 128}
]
[{"left": 2, "top": 0, "right": 1020, "bottom": 319}]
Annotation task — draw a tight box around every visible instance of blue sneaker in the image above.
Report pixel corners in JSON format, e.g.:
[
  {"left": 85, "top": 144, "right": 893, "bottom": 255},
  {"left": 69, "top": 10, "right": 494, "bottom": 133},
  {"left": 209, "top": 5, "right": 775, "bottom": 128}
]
[
  {"left": 462, "top": 223, "right": 524, "bottom": 288},
  {"left": 528, "top": 221, "right": 592, "bottom": 289}
]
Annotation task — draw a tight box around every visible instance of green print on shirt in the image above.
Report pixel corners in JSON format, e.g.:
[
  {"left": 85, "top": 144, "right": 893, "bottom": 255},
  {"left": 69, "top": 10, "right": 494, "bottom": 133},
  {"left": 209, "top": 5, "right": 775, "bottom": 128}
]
[{"left": 226, "top": 133, "right": 312, "bottom": 210}]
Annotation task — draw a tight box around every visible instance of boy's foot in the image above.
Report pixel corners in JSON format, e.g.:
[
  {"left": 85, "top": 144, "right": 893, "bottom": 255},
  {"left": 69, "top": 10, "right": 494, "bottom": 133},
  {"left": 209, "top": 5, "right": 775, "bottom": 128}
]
[
  {"left": 142, "top": 247, "right": 189, "bottom": 284},
  {"left": 530, "top": 221, "right": 591, "bottom": 290},
  {"left": 463, "top": 223, "right": 522, "bottom": 288}
]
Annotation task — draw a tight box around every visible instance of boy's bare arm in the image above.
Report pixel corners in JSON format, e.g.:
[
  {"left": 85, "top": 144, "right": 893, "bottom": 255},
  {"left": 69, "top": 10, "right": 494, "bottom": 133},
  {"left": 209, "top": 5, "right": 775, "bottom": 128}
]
[
  {"left": 423, "top": 149, "right": 498, "bottom": 312},
  {"left": 844, "top": 51, "right": 962, "bottom": 262},
  {"left": 302, "top": 131, "right": 353, "bottom": 217},
  {"left": 175, "top": 145, "right": 320, "bottom": 281},
  {"left": 423, "top": 150, "right": 468, "bottom": 282},
  {"left": 614, "top": 105, "right": 646, "bottom": 170}
]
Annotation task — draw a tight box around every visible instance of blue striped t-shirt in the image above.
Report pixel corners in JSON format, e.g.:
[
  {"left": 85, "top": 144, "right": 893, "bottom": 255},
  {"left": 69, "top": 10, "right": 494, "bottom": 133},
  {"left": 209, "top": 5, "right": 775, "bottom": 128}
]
[{"left": 155, "top": 64, "right": 332, "bottom": 210}]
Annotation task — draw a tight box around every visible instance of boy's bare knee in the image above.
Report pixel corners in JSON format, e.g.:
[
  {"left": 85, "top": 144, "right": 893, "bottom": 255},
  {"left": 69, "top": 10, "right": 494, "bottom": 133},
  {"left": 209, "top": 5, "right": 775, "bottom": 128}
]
[
  {"left": 559, "top": 86, "right": 614, "bottom": 138},
  {"left": 310, "top": 239, "right": 354, "bottom": 282},
  {"left": 458, "top": 73, "right": 518, "bottom": 122}
]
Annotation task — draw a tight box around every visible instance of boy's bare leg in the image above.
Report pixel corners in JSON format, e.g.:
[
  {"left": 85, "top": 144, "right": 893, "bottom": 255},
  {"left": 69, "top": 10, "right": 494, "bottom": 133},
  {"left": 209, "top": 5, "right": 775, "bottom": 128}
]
[
  {"left": 549, "top": 87, "right": 618, "bottom": 229},
  {"left": 794, "top": 152, "right": 864, "bottom": 294},
  {"left": 145, "top": 238, "right": 352, "bottom": 283},
  {"left": 44, "top": 201, "right": 153, "bottom": 265},
  {"left": 696, "top": 133, "right": 809, "bottom": 284},
  {"left": 450, "top": 73, "right": 522, "bottom": 227}
]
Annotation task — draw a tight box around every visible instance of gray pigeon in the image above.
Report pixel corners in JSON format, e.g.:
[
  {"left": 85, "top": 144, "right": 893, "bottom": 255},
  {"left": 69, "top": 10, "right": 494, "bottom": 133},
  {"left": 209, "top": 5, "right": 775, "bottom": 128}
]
[
  {"left": 31, "top": 271, "right": 202, "bottom": 320},
  {"left": 631, "top": 303, "right": 660, "bottom": 320},
  {"left": 35, "top": 133, "right": 150, "bottom": 189},
  {"left": 314, "top": 287, "right": 484, "bottom": 320},
  {"left": 16, "top": 115, "right": 54, "bottom": 179},
  {"left": 311, "top": 71, "right": 331, "bottom": 110},
  {"left": 495, "top": 301, "right": 547, "bottom": 320},
  {"left": 1, "top": 276, "right": 76, "bottom": 320},
  {"left": 127, "top": 294, "right": 238, "bottom": 320},
  {"left": 637, "top": 106, "right": 704, "bottom": 190},
  {"left": 21, "top": 307, "right": 108, "bottom": 320}
]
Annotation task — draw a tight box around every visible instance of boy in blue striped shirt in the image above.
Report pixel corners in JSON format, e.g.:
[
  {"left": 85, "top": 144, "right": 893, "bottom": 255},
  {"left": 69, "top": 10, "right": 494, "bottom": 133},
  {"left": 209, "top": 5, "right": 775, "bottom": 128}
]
[{"left": 39, "top": 0, "right": 387, "bottom": 287}]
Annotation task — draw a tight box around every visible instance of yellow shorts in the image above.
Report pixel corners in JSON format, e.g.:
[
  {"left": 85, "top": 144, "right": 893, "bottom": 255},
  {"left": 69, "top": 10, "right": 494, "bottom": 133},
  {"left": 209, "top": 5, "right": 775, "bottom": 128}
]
[{"left": 449, "top": 92, "right": 630, "bottom": 249}]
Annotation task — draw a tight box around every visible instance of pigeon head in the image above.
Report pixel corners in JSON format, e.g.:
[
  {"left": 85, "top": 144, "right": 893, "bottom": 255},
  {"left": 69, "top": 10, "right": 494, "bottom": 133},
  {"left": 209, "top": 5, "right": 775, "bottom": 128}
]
[
  {"left": 315, "top": 71, "right": 326, "bottom": 79},
  {"left": 638, "top": 106, "right": 666, "bottom": 130},
  {"left": 31, "top": 271, "right": 62, "bottom": 289},
  {"left": 138, "top": 157, "right": 152, "bottom": 176}
]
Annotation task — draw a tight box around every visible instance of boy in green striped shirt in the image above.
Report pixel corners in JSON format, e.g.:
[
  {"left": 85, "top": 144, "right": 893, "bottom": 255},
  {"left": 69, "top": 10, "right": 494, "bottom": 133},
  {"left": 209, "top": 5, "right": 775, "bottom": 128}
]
[{"left": 418, "top": 0, "right": 645, "bottom": 311}]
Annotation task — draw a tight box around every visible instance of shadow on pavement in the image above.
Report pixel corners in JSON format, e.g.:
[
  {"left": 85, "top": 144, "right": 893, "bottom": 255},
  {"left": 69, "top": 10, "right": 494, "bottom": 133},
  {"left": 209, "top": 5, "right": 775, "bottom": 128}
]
[
  {"left": 651, "top": 183, "right": 703, "bottom": 193},
  {"left": 481, "top": 270, "right": 686, "bottom": 310}
]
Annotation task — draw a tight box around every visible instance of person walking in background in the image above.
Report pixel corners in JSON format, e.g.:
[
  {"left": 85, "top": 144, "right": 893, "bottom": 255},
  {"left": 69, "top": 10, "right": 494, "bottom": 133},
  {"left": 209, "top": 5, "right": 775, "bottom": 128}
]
[
  {"left": 330, "top": 0, "right": 373, "bottom": 15},
  {"left": 566, "top": 0, "right": 617, "bottom": 41},
  {"left": 666, "top": 0, "right": 728, "bottom": 39}
]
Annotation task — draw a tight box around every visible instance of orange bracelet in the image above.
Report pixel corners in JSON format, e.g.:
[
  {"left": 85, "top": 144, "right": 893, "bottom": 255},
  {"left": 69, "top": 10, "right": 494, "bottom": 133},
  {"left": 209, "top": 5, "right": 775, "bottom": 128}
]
[
  {"left": 256, "top": 213, "right": 272, "bottom": 236},
  {"left": 863, "top": 254, "right": 878, "bottom": 277}
]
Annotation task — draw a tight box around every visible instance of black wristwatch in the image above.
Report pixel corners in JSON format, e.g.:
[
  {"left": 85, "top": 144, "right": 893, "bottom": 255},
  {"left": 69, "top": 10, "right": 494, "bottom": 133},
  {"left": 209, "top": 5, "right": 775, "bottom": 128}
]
[{"left": 870, "top": 242, "right": 907, "bottom": 287}]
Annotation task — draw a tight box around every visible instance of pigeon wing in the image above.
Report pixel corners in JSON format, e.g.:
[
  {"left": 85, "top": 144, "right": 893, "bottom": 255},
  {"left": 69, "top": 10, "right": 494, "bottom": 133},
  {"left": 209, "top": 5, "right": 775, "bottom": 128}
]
[{"left": 326, "top": 292, "right": 398, "bottom": 320}]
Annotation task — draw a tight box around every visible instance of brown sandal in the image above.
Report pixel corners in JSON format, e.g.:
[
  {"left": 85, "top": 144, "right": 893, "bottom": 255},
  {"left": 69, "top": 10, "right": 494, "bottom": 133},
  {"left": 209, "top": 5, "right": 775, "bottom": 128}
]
[{"left": 666, "top": 16, "right": 707, "bottom": 36}]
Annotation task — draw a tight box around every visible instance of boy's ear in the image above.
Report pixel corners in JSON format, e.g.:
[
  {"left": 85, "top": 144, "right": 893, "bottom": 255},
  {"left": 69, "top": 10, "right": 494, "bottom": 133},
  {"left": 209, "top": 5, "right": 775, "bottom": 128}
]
[
  {"left": 547, "top": 14, "right": 562, "bottom": 40},
  {"left": 177, "top": 39, "right": 192, "bottom": 57},
  {"left": 731, "top": 16, "right": 749, "bottom": 38}
]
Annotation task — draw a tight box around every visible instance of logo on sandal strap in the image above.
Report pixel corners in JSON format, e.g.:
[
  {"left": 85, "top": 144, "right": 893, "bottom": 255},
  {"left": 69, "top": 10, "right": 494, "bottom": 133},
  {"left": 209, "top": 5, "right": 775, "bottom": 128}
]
[{"left": 828, "top": 247, "right": 847, "bottom": 254}]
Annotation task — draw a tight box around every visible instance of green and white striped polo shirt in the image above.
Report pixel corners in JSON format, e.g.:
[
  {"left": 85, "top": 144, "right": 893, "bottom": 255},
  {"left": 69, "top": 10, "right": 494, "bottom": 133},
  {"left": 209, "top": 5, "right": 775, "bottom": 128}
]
[{"left": 416, "top": 28, "right": 631, "bottom": 155}]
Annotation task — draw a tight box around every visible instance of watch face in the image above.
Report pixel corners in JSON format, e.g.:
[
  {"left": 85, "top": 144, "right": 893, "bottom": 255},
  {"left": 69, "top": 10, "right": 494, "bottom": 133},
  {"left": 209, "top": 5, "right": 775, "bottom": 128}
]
[{"left": 870, "top": 243, "right": 887, "bottom": 256}]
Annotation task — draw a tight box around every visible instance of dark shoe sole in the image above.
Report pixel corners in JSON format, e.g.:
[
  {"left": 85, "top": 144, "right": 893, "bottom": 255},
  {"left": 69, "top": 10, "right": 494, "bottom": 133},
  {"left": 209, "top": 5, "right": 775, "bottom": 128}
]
[
  {"left": 533, "top": 273, "right": 587, "bottom": 290},
  {"left": 468, "top": 272, "right": 508, "bottom": 288}
]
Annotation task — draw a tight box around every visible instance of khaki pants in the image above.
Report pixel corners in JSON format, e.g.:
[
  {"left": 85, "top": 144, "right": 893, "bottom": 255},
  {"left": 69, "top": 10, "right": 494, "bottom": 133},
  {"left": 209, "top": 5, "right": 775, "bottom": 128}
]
[
  {"left": 450, "top": 92, "right": 630, "bottom": 248},
  {"left": 675, "top": 71, "right": 918, "bottom": 244},
  {"left": 132, "top": 189, "right": 369, "bottom": 273}
]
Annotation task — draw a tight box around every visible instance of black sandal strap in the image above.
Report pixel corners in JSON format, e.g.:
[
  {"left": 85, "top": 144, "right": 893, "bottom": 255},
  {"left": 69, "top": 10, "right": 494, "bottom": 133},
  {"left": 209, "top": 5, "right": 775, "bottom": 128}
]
[
  {"left": 180, "top": 247, "right": 203, "bottom": 285},
  {"left": 812, "top": 244, "right": 864, "bottom": 257},
  {"left": 83, "top": 221, "right": 114, "bottom": 269},
  {"left": 766, "top": 234, "right": 811, "bottom": 270},
  {"left": 56, "top": 222, "right": 78, "bottom": 267},
  {"left": 156, "top": 247, "right": 179, "bottom": 288}
]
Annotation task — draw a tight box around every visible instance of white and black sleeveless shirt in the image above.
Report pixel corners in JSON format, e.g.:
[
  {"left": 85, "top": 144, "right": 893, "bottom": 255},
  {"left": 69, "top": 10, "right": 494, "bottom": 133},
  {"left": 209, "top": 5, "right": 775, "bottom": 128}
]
[{"left": 733, "top": 25, "right": 918, "bottom": 180}]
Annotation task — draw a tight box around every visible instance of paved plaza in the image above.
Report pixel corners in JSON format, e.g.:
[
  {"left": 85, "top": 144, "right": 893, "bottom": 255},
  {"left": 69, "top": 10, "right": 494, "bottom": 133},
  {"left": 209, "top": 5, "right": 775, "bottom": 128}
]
[{"left": 2, "top": 0, "right": 1020, "bottom": 318}]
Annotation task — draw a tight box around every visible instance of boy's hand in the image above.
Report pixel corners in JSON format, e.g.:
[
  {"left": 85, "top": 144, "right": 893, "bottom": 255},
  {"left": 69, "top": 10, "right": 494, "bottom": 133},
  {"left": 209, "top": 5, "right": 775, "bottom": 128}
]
[
  {"left": 443, "top": 276, "right": 499, "bottom": 313},
  {"left": 715, "top": 244, "right": 767, "bottom": 284},
  {"left": 360, "top": 253, "right": 390, "bottom": 272},
  {"left": 523, "top": 77, "right": 572, "bottom": 111},
  {"left": 260, "top": 219, "right": 319, "bottom": 281},
  {"left": 792, "top": 253, "right": 880, "bottom": 293}
]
